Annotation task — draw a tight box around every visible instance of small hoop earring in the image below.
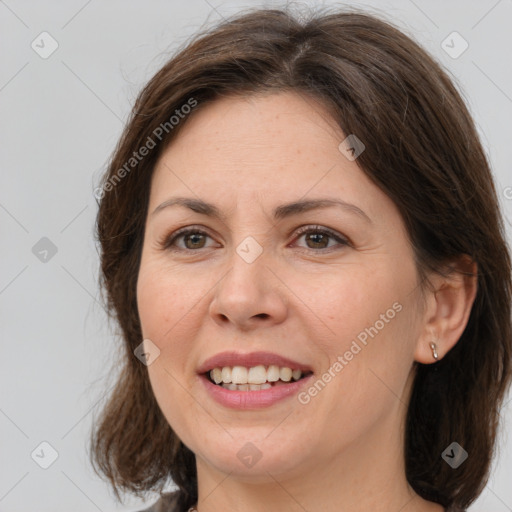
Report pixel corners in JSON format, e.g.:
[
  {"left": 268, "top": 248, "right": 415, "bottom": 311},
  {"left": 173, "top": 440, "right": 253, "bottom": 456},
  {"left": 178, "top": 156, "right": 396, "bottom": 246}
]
[{"left": 429, "top": 341, "right": 439, "bottom": 361}]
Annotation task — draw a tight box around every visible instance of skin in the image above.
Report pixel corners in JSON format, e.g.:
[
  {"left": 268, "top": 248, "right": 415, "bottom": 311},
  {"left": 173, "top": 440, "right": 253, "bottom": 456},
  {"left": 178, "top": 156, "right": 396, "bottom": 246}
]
[{"left": 136, "top": 91, "right": 477, "bottom": 512}]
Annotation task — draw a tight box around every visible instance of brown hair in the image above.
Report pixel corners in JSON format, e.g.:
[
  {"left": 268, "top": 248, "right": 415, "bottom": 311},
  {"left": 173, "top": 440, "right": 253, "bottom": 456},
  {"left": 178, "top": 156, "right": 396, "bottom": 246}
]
[{"left": 90, "top": 5, "right": 512, "bottom": 511}]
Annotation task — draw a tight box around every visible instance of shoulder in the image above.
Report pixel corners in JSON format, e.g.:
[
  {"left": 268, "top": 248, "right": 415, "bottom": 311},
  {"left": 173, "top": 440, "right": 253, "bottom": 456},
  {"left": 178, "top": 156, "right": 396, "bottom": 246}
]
[{"left": 136, "top": 491, "right": 181, "bottom": 512}]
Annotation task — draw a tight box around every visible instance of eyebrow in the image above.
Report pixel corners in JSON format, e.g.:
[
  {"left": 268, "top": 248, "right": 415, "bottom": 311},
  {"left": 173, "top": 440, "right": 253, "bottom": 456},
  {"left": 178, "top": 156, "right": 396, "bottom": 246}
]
[{"left": 151, "top": 197, "right": 372, "bottom": 223}]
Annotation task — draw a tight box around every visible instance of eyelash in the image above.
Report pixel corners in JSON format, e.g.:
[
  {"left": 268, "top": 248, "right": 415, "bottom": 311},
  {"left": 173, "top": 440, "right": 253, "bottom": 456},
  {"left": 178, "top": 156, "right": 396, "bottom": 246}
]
[{"left": 158, "top": 225, "right": 350, "bottom": 253}]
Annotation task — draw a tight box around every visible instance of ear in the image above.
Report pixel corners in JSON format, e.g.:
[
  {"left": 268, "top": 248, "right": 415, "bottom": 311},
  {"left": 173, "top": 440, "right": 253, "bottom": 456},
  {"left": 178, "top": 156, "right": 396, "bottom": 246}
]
[{"left": 414, "top": 255, "right": 478, "bottom": 364}]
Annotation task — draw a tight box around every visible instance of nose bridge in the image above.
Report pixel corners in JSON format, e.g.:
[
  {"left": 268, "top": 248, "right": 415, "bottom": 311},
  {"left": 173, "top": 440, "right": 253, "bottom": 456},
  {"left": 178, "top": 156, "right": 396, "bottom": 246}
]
[
  {"left": 221, "top": 235, "right": 268, "bottom": 299},
  {"left": 209, "top": 235, "right": 287, "bottom": 326}
]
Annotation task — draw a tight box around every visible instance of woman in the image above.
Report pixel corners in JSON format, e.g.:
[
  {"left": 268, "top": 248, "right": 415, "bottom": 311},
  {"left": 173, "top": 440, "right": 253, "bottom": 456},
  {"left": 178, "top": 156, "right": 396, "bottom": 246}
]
[{"left": 90, "top": 6, "right": 512, "bottom": 512}]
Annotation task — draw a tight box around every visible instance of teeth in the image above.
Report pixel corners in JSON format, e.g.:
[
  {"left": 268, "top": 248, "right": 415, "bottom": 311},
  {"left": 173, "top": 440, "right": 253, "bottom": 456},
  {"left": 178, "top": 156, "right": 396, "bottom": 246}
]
[
  {"left": 209, "top": 365, "right": 305, "bottom": 387},
  {"left": 247, "top": 365, "right": 267, "bottom": 384},
  {"left": 292, "top": 369, "right": 302, "bottom": 381},
  {"left": 280, "top": 367, "right": 292, "bottom": 382},
  {"left": 211, "top": 368, "right": 222, "bottom": 384},
  {"left": 221, "top": 382, "right": 274, "bottom": 391},
  {"left": 221, "top": 367, "right": 232, "bottom": 383},
  {"left": 231, "top": 366, "right": 248, "bottom": 384},
  {"left": 267, "top": 365, "right": 280, "bottom": 382}
]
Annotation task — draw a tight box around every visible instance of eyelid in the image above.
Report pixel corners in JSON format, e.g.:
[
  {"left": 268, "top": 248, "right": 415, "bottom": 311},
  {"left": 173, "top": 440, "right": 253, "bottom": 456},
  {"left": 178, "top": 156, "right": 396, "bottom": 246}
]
[
  {"left": 157, "top": 225, "right": 214, "bottom": 250},
  {"left": 291, "top": 225, "right": 351, "bottom": 248},
  {"left": 159, "top": 224, "right": 351, "bottom": 252}
]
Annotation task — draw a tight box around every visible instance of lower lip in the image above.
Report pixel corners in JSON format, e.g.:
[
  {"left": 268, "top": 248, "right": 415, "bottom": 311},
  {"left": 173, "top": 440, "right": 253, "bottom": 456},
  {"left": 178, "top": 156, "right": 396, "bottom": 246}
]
[{"left": 199, "top": 374, "right": 314, "bottom": 409}]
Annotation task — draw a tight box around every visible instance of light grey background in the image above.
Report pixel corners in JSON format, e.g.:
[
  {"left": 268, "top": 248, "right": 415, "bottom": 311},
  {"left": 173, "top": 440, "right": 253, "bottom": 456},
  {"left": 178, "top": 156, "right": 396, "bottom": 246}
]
[{"left": 1, "top": 1, "right": 511, "bottom": 511}]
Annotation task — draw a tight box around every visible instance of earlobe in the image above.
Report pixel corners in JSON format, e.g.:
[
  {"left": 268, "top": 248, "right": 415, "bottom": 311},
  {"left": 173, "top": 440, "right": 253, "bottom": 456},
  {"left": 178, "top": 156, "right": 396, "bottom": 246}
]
[
  {"left": 414, "top": 255, "right": 478, "bottom": 364},
  {"left": 428, "top": 341, "right": 439, "bottom": 361},
  {"left": 415, "top": 326, "right": 441, "bottom": 364}
]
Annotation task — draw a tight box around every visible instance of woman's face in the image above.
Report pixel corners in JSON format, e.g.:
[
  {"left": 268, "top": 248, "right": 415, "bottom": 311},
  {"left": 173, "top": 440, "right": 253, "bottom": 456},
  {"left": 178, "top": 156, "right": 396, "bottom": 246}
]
[{"left": 137, "top": 91, "right": 427, "bottom": 482}]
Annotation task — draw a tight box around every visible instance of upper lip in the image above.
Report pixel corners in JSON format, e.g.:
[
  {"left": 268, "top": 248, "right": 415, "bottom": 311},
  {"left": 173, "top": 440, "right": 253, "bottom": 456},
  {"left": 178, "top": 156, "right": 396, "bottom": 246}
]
[{"left": 197, "top": 351, "right": 314, "bottom": 374}]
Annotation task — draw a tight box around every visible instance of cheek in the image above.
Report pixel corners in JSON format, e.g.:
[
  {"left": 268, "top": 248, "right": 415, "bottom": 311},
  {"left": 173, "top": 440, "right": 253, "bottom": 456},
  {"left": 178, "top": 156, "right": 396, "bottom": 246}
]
[
  {"left": 293, "top": 261, "right": 404, "bottom": 351},
  {"left": 137, "top": 259, "right": 200, "bottom": 341},
  {"left": 303, "top": 259, "right": 416, "bottom": 401},
  {"left": 136, "top": 264, "right": 197, "bottom": 407},
  {"left": 146, "top": 357, "right": 206, "bottom": 457},
  {"left": 137, "top": 262, "right": 201, "bottom": 443}
]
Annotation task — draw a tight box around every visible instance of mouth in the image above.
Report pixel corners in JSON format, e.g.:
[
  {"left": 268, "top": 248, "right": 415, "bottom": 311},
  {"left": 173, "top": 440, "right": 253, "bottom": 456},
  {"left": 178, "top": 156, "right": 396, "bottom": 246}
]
[{"left": 203, "top": 364, "right": 314, "bottom": 392}]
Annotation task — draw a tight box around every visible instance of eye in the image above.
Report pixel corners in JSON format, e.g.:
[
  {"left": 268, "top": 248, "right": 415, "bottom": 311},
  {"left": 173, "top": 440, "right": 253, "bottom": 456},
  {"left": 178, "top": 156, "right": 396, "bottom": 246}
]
[
  {"left": 159, "top": 225, "right": 350, "bottom": 253},
  {"left": 159, "top": 226, "right": 216, "bottom": 251},
  {"left": 291, "top": 225, "right": 350, "bottom": 252}
]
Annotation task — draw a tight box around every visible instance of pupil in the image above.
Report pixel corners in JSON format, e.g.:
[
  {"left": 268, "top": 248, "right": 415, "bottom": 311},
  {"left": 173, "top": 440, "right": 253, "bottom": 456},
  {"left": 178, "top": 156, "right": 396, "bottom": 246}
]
[
  {"left": 308, "top": 233, "right": 326, "bottom": 248},
  {"left": 186, "top": 234, "right": 204, "bottom": 249}
]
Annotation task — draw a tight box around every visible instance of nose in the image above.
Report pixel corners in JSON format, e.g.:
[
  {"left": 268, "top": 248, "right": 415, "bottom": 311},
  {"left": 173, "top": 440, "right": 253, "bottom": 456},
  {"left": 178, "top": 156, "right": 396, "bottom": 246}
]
[{"left": 208, "top": 246, "right": 288, "bottom": 331}]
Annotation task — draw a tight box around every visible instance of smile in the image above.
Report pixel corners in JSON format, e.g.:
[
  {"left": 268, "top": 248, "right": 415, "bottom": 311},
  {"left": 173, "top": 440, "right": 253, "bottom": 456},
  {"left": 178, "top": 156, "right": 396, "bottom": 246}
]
[{"left": 206, "top": 364, "right": 312, "bottom": 391}]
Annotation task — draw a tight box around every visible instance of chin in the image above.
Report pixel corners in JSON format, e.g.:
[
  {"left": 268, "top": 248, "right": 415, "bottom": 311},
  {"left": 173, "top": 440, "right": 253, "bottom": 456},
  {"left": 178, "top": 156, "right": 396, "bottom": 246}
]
[{"left": 192, "top": 427, "right": 315, "bottom": 481}]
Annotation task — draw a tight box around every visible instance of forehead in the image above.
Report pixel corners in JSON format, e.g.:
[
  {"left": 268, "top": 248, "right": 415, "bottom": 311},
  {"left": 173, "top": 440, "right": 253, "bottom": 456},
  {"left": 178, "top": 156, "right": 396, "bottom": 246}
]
[
  {"left": 148, "top": 91, "right": 398, "bottom": 230},
  {"left": 178, "top": 91, "right": 343, "bottom": 155},
  {"left": 152, "top": 92, "right": 357, "bottom": 189}
]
